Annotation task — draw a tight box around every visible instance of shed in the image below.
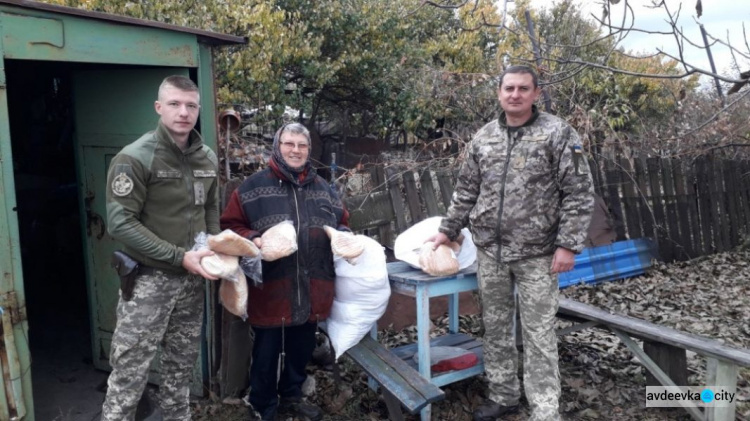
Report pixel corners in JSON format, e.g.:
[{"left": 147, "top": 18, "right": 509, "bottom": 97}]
[{"left": 0, "top": 1, "right": 245, "bottom": 419}]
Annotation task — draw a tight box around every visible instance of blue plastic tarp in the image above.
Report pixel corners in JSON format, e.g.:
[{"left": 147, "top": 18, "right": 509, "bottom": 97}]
[{"left": 558, "top": 238, "right": 658, "bottom": 289}]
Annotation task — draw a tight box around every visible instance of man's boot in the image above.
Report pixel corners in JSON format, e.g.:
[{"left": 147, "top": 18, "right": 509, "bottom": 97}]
[
  {"left": 247, "top": 403, "right": 277, "bottom": 421},
  {"left": 278, "top": 396, "right": 323, "bottom": 421},
  {"left": 473, "top": 399, "right": 519, "bottom": 420}
]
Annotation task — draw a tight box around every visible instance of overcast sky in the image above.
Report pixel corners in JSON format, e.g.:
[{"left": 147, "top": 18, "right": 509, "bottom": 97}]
[{"left": 518, "top": 0, "right": 750, "bottom": 80}]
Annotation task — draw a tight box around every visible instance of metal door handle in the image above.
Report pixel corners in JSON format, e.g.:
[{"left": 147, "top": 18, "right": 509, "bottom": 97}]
[{"left": 84, "top": 193, "right": 106, "bottom": 240}]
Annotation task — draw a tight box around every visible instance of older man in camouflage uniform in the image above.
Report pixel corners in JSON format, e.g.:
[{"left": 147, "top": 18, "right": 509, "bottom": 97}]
[
  {"left": 101, "top": 75, "right": 220, "bottom": 420},
  {"left": 431, "top": 65, "right": 594, "bottom": 421}
]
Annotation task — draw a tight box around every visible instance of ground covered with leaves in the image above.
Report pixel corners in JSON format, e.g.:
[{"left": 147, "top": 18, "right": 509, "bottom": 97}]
[{"left": 192, "top": 249, "right": 750, "bottom": 420}]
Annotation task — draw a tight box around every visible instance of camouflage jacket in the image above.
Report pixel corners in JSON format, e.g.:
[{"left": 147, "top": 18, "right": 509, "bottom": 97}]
[
  {"left": 439, "top": 107, "right": 594, "bottom": 262},
  {"left": 106, "top": 122, "right": 220, "bottom": 273}
]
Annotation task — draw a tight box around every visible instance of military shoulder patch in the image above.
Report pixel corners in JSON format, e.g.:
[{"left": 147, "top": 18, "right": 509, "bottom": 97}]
[
  {"left": 112, "top": 172, "right": 134, "bottom": 196},
  {"left": 571, "top": 145, "right": 589, "bottom": 175}
]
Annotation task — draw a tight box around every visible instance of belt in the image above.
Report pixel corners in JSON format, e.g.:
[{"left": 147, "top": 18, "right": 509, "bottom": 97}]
[
  {"left": 138, "top": 265, "right": 162, "bottom": 276},
  {"left": 138, "top": 266, "right": 186, "bottom": 277}
]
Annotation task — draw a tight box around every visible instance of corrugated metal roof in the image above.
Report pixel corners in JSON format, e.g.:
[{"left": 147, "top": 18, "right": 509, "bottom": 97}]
[{"left": 0, "top": 0, "right": 246, "bottom": 46}]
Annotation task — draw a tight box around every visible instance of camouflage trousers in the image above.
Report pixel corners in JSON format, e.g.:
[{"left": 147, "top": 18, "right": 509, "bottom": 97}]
[
  {"left": 477, "top": 248, "right": 561, "bottom": 421},
  {"left": 101, "top": 270, "right": 205, "bottom": 421}
]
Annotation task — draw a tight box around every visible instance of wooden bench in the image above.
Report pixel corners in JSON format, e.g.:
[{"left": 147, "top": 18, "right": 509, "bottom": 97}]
[
  {"left": 557, "top": 297, "right": 750, "bottom": 421},
  {"left": 343, "top": 334, "right": 445, "bottom": 420}
]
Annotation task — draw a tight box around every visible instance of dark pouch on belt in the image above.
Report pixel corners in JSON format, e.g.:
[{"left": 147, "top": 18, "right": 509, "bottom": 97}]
[{"left": 111, "top": 251, "right": 140, "bottom": 301}]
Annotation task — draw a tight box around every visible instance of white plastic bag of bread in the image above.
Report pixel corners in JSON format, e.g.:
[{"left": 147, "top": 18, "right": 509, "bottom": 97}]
[
  {"left": 323, "top": 226, "right": 364, "bottom": 264},
  {"left": 394, "top": 216, "right": 477, "bottom": 275},
  {"left": 260, "top": 220, "right": 298, "bottom": 261},
  {"left": 418, "top": 241, "right": 461, "bottom": 276},
  {"left": 208, "top": 229, "right": 260, "bottom": 257},
  {"left": 200, "top": 252, "right": 242, "bottom": 282},
  {"left": 327, "top": 235, "right": 390, "bottom": 359},
  {"left": 219, "top": 270, "right": 248, "bottom": 320}
]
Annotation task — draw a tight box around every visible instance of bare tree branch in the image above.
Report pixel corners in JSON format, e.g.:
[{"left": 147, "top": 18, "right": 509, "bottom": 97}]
[
  {"left": 703, "top": 28, "right": 750, "bottom": 61},
  {"left": 420, "top": 0, "right": 469, "bottom": 10},
  {"left": 657, "top": 88, "right": 750, "bottom": 141},
  {"left": 541, "top": 52, "right": 745, "bottom": 83},
  {"left": 652, "top": 49, "right": 746, "bottom": 83},
  {"left": 457, "top": 13, "right": 505, "bottom": 32}
]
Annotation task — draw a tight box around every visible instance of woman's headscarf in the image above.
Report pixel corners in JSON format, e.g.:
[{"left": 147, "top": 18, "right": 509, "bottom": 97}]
[{"left": 271, "top": 123, "right": 312, "bottom": 176}]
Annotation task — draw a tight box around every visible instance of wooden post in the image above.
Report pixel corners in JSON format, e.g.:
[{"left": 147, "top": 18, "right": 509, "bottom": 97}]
[
  {"left": 402, "top": 170, "right": 425, "bottom": 224},
  {"left": 419, "top": 170, "right": 441, "bottom": 217},
  {"left": 707, "top": 156, "right": 728, "bottom": 252},
  {"left": 695, "top": 156, "right": 716, "bottom": 254},
  {"left": 716, "top": 159, "right": 732, "bottom": 250},
  {"left": 218, "top": 178, "right": 253, "bottom": 398},
  {"left": 588, "top": 157, "right": 606, "bottom": 199},
  {"left": 738, "top": 160, "right": 750, "bottom": 229},
  {"left": 737, "top": 160, "right": 749, "bottom": 237},
  {"left": 705, "top": 358, "right": 739, "bottom": 421},
  {"left": 220, "top": 313, "right": 253, "bottom": 397},
  {"left": 722, "top": 160, "right": 741, "bottom": 248},
  {"left": 660, "top": 159, "right": 682, "bottom": 259},
  {"left": 371, "top": 166, "right": 394, "bottom": 247},
  {"left": 671, "top": 159, "right": 695, "bottom": 259},
  {"left": 436, "top": 170, "right": 454, "bottom": 212},
  {"left": 742, "top": 160, "right": 750, "bottom": 229},
  {"left": 683, "top": 160, "right": 705, "bottom": 257},
  {"left": 385, "top": 165, "right": 409, "bottom": 233},
  {"left": 382, "top": 389, "right": 406, "bottom": 421},
  {"left": 634, "top": 157, "right": 655, "bottom": 241},
  {"left": 604, "top": 159, "right": 627, "bottom": 240},
  {"left": 618, "top": 156, "right": 643, "bottom": 239},
  {"left": 643, "top": 341, "right": 688, "bottom": 387},
  {"left": 647, "top": 158, "right": 671, "bottom": 262}
]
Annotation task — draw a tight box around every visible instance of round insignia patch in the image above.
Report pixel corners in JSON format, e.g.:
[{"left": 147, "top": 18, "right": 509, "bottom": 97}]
[{"left": 112, "top": 172, "right": 134, "bottom": 197}]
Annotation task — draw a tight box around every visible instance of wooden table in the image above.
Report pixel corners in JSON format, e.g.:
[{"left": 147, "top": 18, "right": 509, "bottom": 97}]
[{"left": 385, "top": 261, "right": 484, "bottom": 420}]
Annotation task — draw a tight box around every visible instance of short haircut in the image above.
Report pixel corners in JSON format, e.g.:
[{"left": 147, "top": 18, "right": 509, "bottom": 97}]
[
  {"left": 158, "top": 75, "right": 199, "bottom": 98},
  {"left": 498, "top": 65, "right": 539, "bottom": 88},
  {"left": 280, "top": 123, "right": 311, "bottom": 144}
]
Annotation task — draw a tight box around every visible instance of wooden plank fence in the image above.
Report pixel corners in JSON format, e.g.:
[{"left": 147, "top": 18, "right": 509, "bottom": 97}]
[
  {"left": 596, "top": 156, "right": 750, "bottom": 261},
  {"left": 345, "top": 156, "right": 750, "bottom": 262}
]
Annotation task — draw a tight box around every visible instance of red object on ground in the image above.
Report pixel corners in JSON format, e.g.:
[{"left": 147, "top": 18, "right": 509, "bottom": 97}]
[{"left": 431, "top": 352, "right": 479, "bottom": 373}]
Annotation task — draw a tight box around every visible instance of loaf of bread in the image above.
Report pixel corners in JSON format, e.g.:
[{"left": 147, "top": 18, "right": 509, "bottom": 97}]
[
  {"left": 261, "top": 221, "right": 298, "bottom": 261},
  {"left": 323, "top": 226, "right": 364, "bottom": 260},
  {"left": 208, "top": 230, "right": 260, "bottom": 257},
  {"left": 418, "top": 242, "right": 460, "bottom": 276},
  {"left": 219, "top": 270, "right": 248, "bottom": 320},
  {"left": 200, "top": 252, "right": 240, "bottom": 279}
]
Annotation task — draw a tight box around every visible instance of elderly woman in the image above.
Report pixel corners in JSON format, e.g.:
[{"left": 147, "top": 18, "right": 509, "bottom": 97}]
[{"left": 220, "top": 123, "right": 349, "bottom": 421}]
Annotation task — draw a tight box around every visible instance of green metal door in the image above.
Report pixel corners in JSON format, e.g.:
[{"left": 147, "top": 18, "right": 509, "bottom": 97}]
[
  {"left": 0, "top": 40, "right": 32, "bottom": 421},
  {"left": 73, "top": 68, "right": 205, "bottom": 392}
]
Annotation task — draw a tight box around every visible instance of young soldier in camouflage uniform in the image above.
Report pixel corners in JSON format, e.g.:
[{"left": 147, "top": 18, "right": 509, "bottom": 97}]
[
  {"left": 101, "top": 75, "right": 220, "bottom": 420},
  {"left": 430, "top": 65, "right": 594, "bottom": 421}
]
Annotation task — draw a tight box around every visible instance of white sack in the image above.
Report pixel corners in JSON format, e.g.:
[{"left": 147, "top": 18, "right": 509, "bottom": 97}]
[
  {"left": 394, "top": 216, "right": 477, "bottom": 271},
  {"left": 327, "top": 235, "right": 391, "bottom": 359}
]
